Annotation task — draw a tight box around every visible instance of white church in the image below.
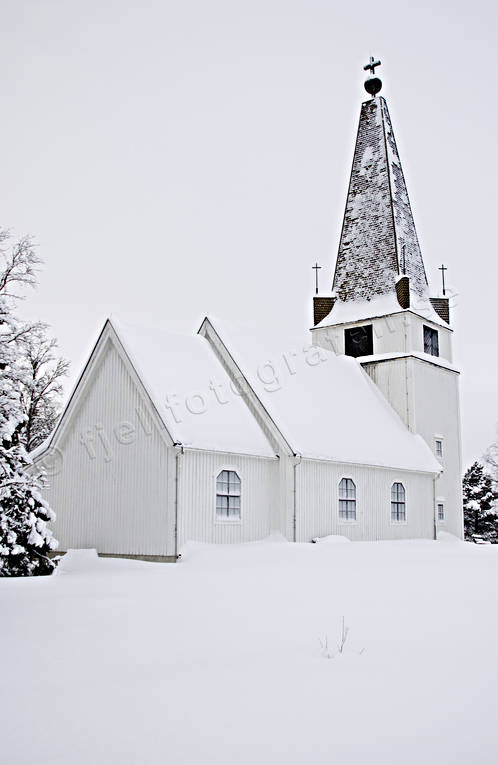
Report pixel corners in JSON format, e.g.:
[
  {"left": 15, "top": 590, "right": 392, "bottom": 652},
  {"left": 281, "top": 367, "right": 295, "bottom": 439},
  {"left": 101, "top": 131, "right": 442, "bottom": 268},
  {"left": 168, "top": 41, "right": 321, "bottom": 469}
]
[{"left": 34, "top": 61, "right": 463, "bottom": 559}]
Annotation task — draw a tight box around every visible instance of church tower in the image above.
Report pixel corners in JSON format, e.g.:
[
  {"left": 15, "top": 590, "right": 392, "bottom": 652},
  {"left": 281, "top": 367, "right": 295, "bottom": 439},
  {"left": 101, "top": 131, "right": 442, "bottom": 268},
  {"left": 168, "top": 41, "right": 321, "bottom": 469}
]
[{"left": 311, "top": 59, "right": 463, "bottom": 538}]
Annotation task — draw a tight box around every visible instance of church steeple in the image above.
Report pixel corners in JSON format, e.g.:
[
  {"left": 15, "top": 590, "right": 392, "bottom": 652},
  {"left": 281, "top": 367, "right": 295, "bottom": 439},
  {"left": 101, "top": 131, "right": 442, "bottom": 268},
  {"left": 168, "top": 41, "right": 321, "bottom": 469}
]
[
  {"left": 332, "top": 67, "right": 429, "bottom": 303},
  {"left": 311, "top": 63, "right": 463, "bottom": 540}
]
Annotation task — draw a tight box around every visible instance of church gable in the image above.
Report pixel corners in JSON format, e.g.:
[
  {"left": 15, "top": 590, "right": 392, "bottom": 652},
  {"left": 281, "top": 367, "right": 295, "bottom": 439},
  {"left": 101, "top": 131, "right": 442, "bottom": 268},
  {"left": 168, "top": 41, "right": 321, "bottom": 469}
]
[
  {"left": 60, "top": 334, "right": 170, "bottom": 461},
  {"left": 39, "top": 321, "right": 172, "bottom": 459},
  {"left": 37, "top": 328, "right": 174, "bottom": 556}
]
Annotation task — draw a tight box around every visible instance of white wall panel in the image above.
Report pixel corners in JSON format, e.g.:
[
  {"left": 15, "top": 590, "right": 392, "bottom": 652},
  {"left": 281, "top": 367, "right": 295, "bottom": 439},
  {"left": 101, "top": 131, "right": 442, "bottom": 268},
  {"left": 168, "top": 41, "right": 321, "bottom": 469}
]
[
  {"left": 363, "top": 358, "right": 413, "bottom": 430},
  {"left": 178, "top": 450, "right": 278, "bottom": 547},
  {"left": 297, "top": 459, "right": 434, "bottom": 542},
  {"left": 411, "top": 359, "right": 463, "bottom": 537}
]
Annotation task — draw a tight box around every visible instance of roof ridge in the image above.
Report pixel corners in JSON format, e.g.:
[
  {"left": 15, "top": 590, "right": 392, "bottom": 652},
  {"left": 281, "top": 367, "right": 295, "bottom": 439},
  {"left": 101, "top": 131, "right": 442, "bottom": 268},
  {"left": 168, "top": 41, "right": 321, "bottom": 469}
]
[
  {"left": 381, "top": 98, "right": 429, "bottom": 289},
  {"left": 379, "top": 97, "right": 400, "bottom": 276}
]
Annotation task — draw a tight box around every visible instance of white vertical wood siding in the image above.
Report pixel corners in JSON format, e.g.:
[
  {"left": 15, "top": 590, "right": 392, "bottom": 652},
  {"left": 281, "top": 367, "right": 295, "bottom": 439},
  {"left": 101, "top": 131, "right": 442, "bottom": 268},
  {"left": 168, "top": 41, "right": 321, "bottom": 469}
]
[
  {"left": 178, "top": 449, "right": 278, "bottom": 547},
  {"left": 297, "top": 459, "right": 434, "bottom": 541},
  {"left": 363, "top": 359, "right": 413, "bottom": 430},
  {"left": 410, "top": 359, "right": 463, "bottom": 538},
  {"left": 364, "top": 357, "right": 463, "bottom": 538},
  {"left": 36, "top": 338, "right": 175, "bottom": 556}
]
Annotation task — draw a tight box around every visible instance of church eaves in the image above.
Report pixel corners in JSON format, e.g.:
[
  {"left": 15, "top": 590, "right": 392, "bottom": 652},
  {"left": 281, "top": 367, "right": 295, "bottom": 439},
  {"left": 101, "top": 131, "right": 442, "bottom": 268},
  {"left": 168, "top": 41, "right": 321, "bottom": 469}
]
[{"left": 332, "top": 96, "right": 429, "bottom": 302}]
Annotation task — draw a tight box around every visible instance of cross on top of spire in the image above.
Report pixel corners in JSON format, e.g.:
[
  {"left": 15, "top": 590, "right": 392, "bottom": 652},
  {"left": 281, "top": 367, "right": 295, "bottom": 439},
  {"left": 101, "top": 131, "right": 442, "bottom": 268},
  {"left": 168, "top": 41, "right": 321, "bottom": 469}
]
[
  {"left": 363, "top": 56, "right": 383, "bottom": 97},
  {"left": 364, "top": 56, "right": 381, "bottom": 76}
]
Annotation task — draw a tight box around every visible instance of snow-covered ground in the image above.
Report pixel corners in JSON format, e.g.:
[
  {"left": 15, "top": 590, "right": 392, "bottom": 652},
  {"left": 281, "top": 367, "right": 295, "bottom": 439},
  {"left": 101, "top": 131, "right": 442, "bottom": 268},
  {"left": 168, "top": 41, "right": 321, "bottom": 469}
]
[{"left": 2, "top": 536, "right": 498, "bottom": 765}]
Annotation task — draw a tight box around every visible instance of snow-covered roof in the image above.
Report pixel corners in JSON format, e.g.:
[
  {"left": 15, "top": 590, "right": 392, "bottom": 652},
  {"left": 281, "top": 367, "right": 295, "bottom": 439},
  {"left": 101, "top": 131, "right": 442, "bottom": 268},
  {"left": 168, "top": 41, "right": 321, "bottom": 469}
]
[
  {"left": 34, "top": 314, "right": 441, "bottom": 474},
  {"left": 313, "top": 292, "right": 450, "bottom": 330},
  {"left": 204, "top": 316, "right": 441, "bottom": 474},
  {"left": 110, "top": 319, "right": 275, "bottom": 458}
]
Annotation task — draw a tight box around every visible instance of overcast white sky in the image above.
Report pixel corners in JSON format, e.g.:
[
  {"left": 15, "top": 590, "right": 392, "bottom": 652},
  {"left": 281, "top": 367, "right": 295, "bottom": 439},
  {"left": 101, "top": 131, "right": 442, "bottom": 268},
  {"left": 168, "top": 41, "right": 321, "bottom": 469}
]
[{"left": 1, "top": 0, "right": 497, "bottom": 469}]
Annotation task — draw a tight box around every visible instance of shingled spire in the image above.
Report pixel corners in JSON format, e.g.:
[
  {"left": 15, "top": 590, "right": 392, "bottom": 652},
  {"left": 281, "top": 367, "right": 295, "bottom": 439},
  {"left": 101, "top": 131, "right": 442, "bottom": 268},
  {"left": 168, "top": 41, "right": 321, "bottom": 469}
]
[{"left": 332, "top": 92, "right": 429, "bottom": 302}]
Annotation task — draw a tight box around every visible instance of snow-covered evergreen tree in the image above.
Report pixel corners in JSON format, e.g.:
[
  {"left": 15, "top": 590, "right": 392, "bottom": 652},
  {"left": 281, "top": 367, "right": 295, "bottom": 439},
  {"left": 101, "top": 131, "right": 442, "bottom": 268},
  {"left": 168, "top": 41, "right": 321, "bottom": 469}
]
[
  {"left": 463, "top": 461, "right": 498, "bottom": 542},
  {"left": 0, "top": 230, "right": 58, "bottom": 576},
  {"left": 0, "top": 400, "right": 58, "bottom": 576}
]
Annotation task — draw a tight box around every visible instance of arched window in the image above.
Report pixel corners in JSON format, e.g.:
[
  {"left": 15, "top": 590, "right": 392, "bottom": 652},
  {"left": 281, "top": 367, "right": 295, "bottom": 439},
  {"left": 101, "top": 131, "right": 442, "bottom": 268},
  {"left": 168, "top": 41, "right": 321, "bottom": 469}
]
[
  {"left": 216, "top": 470, "right": 241, "bottom": 520},
  {"left": 391, "top": 483, "right": 406, "bottom": 522},
  {"left": 339, "top": 478, "right": 356, "bottom": 520}
]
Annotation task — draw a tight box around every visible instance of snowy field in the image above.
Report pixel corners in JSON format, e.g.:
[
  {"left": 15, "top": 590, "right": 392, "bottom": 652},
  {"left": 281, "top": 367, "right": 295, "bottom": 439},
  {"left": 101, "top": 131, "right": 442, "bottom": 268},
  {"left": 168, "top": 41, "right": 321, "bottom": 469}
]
[{"left": 2, "top": 536, "right": 498, "bottom": 765}]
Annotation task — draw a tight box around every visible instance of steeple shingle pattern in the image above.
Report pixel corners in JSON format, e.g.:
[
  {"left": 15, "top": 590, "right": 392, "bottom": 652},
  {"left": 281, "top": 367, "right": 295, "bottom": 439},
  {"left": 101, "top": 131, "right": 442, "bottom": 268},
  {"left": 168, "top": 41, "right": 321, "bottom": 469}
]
[{"left": 332, "top": 97, "right": 428, "bottom": 301}]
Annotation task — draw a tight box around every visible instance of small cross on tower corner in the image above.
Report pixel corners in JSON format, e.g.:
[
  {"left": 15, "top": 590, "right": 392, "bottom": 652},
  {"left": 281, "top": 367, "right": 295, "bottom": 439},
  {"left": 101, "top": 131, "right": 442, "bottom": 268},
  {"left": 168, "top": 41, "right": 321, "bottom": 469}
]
[
  {"left": 312, "top": 262, "right": 322, "bottom": 295},
  {"left": 439, "top": 264, "right": 448, "bottom": 296}
]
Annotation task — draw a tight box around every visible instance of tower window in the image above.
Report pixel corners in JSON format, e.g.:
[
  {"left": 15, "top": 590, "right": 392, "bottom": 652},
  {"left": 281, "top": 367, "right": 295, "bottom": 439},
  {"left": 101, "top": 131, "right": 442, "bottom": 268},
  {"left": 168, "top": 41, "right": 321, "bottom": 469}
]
[
  {"left": 216, "top": 470, "right": 241, "bottom": 520},
  {"left": 344, "top": 325, "right": 373, "bottom": 358},
  {"left": 423, "top": 326, "right": 439, "bottom": 357},
  {"left": 437, "top": 503, "right": 445, "bottom": 522},
  {"left": 339, "top": 478, "right": 356, "bottom": 520},
  {"left": 435, "top": 440, "right": 443, "bottom": 458},
  {"left": 391, "top": 482, "right": 406, "bottom": 522}
]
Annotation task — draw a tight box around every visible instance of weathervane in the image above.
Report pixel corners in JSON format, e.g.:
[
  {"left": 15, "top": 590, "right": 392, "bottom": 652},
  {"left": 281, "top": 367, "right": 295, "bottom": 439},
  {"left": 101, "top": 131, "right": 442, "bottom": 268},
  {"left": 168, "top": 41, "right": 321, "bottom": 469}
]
[
  {"left": 312, "top": 262, "right": 322, "bottom": 295},
  {"left": 439, "top": 264, "right": 448, "bottom": 296},
  {"left": 364, "top": 56, "right": 382, "bottom": 97}
]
